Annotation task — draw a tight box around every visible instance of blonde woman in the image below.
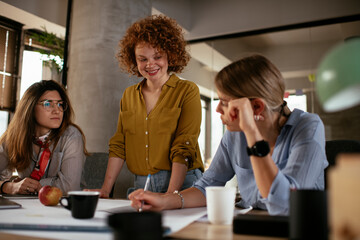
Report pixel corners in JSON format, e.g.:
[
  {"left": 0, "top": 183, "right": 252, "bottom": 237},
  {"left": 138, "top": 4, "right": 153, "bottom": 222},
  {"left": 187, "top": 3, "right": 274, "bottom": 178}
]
[
  {"left": 129, "top": 54, "right": 328, "bottom": 215},
  {"left": 0, "top": 80, "right": 88, "bottom": 195}
]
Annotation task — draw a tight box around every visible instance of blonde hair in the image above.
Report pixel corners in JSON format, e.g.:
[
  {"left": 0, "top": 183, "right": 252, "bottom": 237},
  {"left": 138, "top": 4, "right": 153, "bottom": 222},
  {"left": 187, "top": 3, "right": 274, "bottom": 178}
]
[{"left": 215, "top": 54, "right": 290, "bottom": 115}]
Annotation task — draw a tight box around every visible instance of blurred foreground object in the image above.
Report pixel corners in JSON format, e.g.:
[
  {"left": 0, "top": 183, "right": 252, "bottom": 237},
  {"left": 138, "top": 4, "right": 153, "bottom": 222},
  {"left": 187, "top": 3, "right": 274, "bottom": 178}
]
[
  {"left": 329, "top": 154, "right": 360, "bottom": 239},
  {"left": 316, "top": 38, "right": 360, "bottom": 112}
]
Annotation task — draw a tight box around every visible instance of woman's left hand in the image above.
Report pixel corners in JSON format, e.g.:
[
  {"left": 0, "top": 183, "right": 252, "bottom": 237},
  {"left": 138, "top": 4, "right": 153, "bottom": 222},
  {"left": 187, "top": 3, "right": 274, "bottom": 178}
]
[{"left": 227, "top": 98, "right": 257, "bottom": 132}]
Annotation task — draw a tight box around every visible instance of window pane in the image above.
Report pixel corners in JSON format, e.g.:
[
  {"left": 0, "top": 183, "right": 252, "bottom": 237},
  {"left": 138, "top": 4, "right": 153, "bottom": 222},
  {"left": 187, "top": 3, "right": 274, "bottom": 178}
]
[
  {"left": 0, "top": 110, "right": 9, "bottom": 136},
  {"left": 199, "top": 99, "right": 206, "bottom": 163},
  {"left": 211, "top": 99, "right": 224, "bottom": 158},
  {"left": 0, "top": 26, "right": 18, "bottom": 110},
  {"left": 286, "top": 95, "right": 307, "bottom": 112},
  {"left": 20, "top": 50, "right": 43, "bottom": 99}
]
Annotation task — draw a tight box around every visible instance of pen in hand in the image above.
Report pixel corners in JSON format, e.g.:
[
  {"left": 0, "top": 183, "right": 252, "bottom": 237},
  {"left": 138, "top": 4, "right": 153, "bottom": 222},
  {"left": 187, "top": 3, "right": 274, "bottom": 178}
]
[{"left": 139, "top": 174, "right": 151, "bottom": 212}]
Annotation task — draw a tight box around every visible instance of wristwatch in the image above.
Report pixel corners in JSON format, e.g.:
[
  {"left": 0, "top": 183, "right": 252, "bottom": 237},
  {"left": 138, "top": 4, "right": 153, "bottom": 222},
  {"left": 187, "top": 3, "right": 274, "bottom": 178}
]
[{"left": 246, "top": 140, "right": 270, "bottom": 157}]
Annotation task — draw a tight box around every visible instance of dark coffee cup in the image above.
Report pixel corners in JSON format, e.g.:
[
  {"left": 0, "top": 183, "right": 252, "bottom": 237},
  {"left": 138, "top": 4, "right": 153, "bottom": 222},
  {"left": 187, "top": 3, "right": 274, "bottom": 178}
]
[
  {"left": 60, "top": 191, "right": 100, "bottom": 219},
  {"left": 289, "top": 189, "right": 328, "bottom": 240}
]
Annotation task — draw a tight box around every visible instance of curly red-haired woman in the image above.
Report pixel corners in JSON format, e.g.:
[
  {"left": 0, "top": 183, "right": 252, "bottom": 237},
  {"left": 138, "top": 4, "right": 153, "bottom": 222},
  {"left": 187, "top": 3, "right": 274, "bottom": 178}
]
[{"left": 88, "top": 15, "right": 204, "bottom": 198}]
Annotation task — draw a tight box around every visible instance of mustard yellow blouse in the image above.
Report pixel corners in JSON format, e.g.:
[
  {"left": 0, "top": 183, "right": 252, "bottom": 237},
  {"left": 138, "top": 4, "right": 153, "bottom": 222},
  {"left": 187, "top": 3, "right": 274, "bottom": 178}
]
[{"left": 109, "top": 74, "right": 204, "bottom": 176}]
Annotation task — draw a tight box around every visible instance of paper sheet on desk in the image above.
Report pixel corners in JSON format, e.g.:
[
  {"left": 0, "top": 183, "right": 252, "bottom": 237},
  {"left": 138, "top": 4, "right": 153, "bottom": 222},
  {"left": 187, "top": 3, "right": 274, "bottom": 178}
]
[
  {"left": 196, "top": 206, "right": 253, "bottom": 223},
  {"left": 98, "top": 200, "right": 208, "bottom": 235},
  {"left": 0, "top": 199, "right": 208, "bottom": 239},
  {"left": 97, "top": 199, "right": 135, "bottom": 213},
  {"left": 162, "top": 207, "right": 207, "bottom": 234},
  {"left": 101, "top": 202, "right": 208, "bottom": 235},
  {"left": 0, "top": 199, "right": 114, "bottom": 227},
  {"left": 0, "top": 199, "right": 116, "bottom": 240}
]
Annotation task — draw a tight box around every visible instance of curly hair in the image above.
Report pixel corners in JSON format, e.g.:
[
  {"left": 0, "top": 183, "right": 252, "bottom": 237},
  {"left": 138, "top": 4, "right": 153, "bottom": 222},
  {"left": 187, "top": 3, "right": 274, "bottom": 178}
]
[{"left": 116, "top": 15, "right": 190, "bottom": 77}]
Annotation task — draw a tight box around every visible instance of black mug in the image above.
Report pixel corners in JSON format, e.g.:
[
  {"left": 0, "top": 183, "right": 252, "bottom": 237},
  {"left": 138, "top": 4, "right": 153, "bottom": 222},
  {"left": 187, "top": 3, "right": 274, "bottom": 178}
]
[
  {"left": 60, "top": 191, "right": 100, "bottom": 219},
  {"left": 289, "top": 189, "right": 328, "bottom": 240}
]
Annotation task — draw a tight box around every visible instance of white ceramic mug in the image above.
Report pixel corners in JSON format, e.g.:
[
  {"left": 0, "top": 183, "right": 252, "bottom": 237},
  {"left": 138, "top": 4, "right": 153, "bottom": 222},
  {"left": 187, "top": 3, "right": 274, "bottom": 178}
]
[{"left": 205, "top": 186, "right": 236, "bottom": 225}]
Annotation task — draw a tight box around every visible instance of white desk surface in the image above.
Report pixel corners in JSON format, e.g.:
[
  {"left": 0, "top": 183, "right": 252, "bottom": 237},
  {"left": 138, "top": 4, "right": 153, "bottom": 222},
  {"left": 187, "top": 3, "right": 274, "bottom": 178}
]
[{"left": 0, "top": 198, "right": 207, "bottom": 240}]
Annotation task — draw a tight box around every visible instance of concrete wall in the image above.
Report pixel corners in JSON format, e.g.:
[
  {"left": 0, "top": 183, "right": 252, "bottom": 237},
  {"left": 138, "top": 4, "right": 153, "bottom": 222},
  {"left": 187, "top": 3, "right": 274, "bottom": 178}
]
[{"left": 67, "top": 0, "right": 151, "bottom": 152}]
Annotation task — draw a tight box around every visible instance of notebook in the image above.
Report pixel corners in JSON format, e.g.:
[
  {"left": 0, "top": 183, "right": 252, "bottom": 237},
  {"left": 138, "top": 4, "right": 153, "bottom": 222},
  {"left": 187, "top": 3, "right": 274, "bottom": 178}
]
[
  {"left": 0, "top": 196, "right": 22, "bottom": 209},
  {"left": 1, "top": 193, "right": 38, "bottom": 199}
]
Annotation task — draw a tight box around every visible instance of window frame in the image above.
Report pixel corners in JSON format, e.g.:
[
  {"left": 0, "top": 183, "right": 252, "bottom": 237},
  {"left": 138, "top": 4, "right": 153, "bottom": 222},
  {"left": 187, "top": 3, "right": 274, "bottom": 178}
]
[{"left": 0, "top": 16, "right": 22, "bottom": 130}]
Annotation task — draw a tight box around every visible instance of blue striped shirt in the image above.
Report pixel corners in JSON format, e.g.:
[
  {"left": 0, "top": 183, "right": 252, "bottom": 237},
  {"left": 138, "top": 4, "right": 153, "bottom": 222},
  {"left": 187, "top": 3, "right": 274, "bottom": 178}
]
[{"left": 194, "top": 109, "right": 328, "bottom": 215}]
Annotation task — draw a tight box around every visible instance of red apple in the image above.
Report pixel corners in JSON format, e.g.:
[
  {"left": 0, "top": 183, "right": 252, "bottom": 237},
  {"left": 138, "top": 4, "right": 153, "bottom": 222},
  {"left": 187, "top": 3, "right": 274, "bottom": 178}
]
[{"left": 38, "top": 185, "right": 63, "bottom": 206}]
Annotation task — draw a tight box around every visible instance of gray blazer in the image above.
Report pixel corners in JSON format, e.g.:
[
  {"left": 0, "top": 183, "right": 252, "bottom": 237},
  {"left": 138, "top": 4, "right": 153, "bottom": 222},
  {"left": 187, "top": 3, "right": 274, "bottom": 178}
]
[{"left": 0, "top": 125, "right": 86, "bottom": 194}]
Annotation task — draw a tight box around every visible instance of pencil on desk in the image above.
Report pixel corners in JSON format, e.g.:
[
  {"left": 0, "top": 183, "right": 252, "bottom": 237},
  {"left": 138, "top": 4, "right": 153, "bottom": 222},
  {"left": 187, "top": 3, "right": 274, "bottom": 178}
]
[{"left": 139, "top": 174, "right": 151, "bottom": 212}]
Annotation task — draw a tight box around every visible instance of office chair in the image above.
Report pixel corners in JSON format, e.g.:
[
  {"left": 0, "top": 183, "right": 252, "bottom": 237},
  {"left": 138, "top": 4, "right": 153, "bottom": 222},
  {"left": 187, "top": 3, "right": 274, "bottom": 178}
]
[
  {"left": 80, "top": 152, "right": 115, "bottom": 197},
  {"left": 80, "top": 152, "right": 135, "bottom": 198},
  {"left": 325, "top": 140, "right": 360, "bottom": 187},
  {"left": 325, "top": 140, "right": 360, "bottom": 167}
]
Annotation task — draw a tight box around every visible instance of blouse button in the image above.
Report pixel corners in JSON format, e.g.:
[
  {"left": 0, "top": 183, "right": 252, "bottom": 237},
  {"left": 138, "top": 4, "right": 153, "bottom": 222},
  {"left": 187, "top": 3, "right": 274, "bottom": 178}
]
[
  {"left": 185, "top": 141, "right": 190, "bottom": 145},
  {"left": 145, "top": 131, "right": 148, "bottom": 135},
  {"left": 146, "top": 145, "right": 148, "bottom": 148}
]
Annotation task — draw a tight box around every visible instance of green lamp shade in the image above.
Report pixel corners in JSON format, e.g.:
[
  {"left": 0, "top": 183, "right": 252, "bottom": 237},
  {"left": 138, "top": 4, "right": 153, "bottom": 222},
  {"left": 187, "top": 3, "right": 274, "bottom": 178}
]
[{"left": 316, "top": 38, "right": 360, "bottom": 112}]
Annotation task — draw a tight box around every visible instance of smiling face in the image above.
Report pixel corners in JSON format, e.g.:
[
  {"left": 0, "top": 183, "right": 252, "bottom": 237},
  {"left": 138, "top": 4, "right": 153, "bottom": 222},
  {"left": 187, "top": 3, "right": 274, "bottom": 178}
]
[
  {"left": 135, "top": 42, "right": 169, "bottom": 84},
  {"left": 34, "top": 90, "right": 64, "bottom": 136}
]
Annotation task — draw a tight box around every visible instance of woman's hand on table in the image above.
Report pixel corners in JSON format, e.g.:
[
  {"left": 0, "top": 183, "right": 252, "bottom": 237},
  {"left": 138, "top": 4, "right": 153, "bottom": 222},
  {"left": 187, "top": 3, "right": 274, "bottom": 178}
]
[
  {"left": 83, "top": 188, "right": 110, "bottom": 198},
  {"left": 129, "top": 189, "right": 166, "bottom": 212},
  {"left": 4, "top": 177, "right": 41, "bottom": 195}
]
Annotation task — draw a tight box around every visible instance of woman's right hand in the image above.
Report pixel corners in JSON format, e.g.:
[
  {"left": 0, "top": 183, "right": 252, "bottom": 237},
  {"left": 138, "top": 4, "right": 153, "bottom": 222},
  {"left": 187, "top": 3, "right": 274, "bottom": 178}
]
[
  {"left": 4, "top": 177, "right": 41, "bottom": 195},
  {"left": 83, "top": 188, "right": 110, "bottom": 198},
  {"left": 128, "top": 189, "right": 166, "bottom": 212}
]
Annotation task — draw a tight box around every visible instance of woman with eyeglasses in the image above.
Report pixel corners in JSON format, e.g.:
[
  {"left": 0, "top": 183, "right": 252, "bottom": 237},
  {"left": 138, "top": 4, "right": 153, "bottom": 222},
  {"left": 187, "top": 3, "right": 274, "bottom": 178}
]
[{"left": 0, "top": 80, "right": 88, "bottom": 195}]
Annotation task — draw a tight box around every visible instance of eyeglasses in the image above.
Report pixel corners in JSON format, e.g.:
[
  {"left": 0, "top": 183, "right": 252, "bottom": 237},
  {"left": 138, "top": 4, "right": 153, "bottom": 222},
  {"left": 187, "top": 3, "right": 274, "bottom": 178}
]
[{"left": 38, "top": 100, "right": 68, "bottom": 112}]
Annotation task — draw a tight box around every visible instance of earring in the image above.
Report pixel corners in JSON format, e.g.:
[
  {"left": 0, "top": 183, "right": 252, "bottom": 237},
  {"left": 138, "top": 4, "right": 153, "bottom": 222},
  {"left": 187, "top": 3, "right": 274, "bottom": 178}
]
[{"left": 254, "top": 115, "right": 260, "bottom": 121}]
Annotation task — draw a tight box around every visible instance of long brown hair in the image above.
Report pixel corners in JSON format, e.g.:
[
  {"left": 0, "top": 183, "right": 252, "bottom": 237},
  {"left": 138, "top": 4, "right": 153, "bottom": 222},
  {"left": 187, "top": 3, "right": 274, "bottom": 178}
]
[{"left": 0, "top": 80, "right": 88, "bottom": 171}]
